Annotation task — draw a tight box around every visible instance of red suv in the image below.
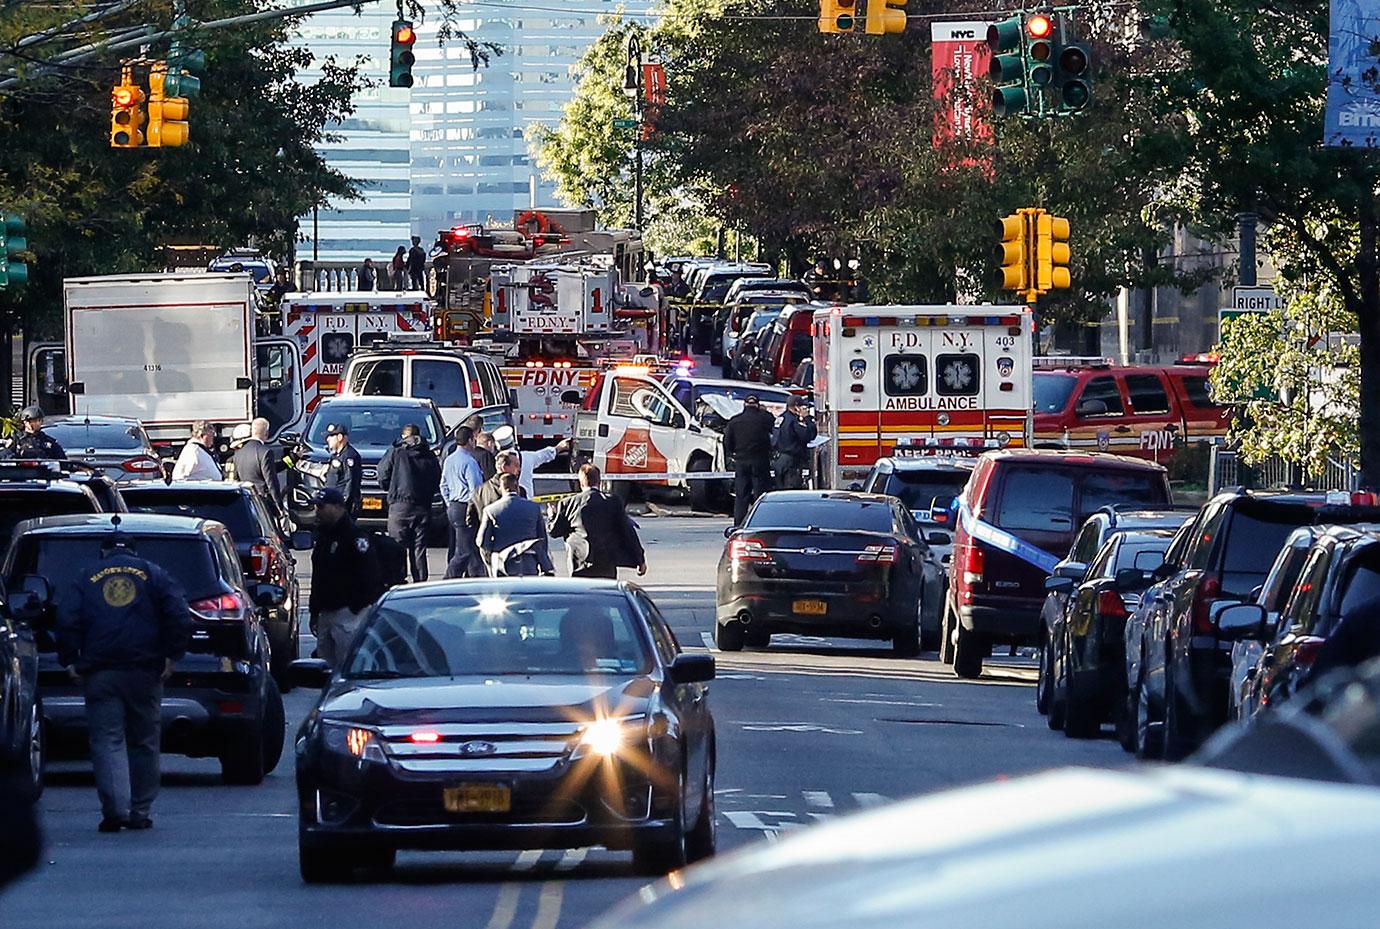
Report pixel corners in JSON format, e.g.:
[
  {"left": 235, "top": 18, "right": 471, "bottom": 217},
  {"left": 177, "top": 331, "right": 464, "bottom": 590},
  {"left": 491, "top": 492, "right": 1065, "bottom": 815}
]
[
  {"left": 943, "top": 450, "right": 1172, "bottom": 678},
  {"left": 755, "top": 305, "right": 816, "bottom": 385},
  {"left": 1032, "top": 363, "right": 1227, "bottom": 464}
]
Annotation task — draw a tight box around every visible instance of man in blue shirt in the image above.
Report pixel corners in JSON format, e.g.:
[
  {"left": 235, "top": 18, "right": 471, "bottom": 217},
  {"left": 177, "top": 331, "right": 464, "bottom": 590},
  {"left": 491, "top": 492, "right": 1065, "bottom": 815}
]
[{"left": 441, "top": 425, "right": 486, "bottom": 578}]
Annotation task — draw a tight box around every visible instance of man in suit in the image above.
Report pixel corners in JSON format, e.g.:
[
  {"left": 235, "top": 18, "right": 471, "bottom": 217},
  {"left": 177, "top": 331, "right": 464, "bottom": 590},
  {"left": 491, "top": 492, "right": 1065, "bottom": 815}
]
[
  {"left": 477, "top": 473, "right": 554, "bottom": 577},
  {"left": 548, "top": 464, "right": 646, "bottom": 579}
]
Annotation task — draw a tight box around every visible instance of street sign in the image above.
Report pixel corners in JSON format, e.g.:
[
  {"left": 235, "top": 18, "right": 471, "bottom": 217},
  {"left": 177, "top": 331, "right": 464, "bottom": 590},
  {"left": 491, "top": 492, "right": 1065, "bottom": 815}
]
[
  {"left": 612, "top": 117, "right": 638, "bottom": 129},
  {"left": 1220, "top": 284, "right": 1286, "bottom": 333}
]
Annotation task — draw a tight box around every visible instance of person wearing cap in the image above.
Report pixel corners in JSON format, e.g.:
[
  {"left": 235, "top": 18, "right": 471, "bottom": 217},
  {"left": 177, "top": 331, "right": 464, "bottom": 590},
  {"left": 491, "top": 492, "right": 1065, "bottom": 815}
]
[
  {"left": 6, "top": 405, "right": 66, "bottom": 461},
  {"left": 171, "top": 420, "right": 222, "bottom": 482},
  {"left": 54, "top": 526, "right": 192, "bottom": 833},
  {"left": 322, "top": 422, "right": 363, "bottom": 515},
  {"left": 308, "top": 487, "right": 386, "bottom": 667},
  {"left": 230, "top": 418, "right": 286, "bottom": 518},
  {"left": 377, "top": 423, "right": 442, "bottom": 583},
  {"left": 723, "top": 393, "right": 777, "bottom": 525},
  {"left": 772, "top": 395, "right": 817, "bottom": 490}
]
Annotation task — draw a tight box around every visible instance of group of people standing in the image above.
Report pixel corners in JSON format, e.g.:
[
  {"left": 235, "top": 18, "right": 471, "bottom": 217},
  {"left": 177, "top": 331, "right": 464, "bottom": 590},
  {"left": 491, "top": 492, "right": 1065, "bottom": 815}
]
[
  {"left": 723, "top": 393, "right": 817, "bottom": 525},
  {"left": 356, "top": 236, "right": 432, "bottom": 293}
]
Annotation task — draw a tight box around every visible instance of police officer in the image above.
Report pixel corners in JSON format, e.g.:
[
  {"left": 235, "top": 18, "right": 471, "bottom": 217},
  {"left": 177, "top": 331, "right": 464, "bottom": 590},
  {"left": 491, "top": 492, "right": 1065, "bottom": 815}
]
[
  {"left": 7, "top": 405, "right": 66, "bottom": 460},
  {"left": 723, "top": 394, "right": 777, "bottom": 526},
  {"left": 323, "top": 423, "right": 363, "bottom": 515},
  {"left": 377, "top": 423, "right": 441, "bottom": 583},
  {"left": 53, "top": 524, "right": 192, "bottom": 832},
  {"left": 309, "top": 488, "right": 386, "bottom": 667}
]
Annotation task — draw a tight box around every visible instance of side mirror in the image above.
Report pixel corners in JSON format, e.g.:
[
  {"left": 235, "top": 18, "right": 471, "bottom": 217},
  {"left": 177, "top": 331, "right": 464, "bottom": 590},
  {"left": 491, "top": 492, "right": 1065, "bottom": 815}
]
[
  {"left": 1215, "top": 602, "right": 1268, "bottom": 641},
  {"left": 1045, "top": 576, "right": 1075, "bottom": 593},
  {"left": 251, "top": 583, "right": 288, "bottom": 608},
  {"left": 1152, "top": 562, "right": 1177, "bottom": 582},
  {"left": 668, "top": 653, "right": 716, "bottom": 685},
  {"left": 12, "top": 575, "right": 52, "bottom": 623},
  {"left": 671, "top": 414, "right": 686, "bottom": 430},
  {"left": 925, "top": 531, "right": 951, "bottom": 546},
  {"left": 1114, "top": 568, "right": 1149, "bottom": 592},
  {"left": 560, "top": 389, "right": 583, "bottom": 405},
  {"left": 290, "top": 530, "right": 314, "bottom": 551},
  {"left": 1053, "top": 561, "right": 1088, "bottom": 581},
  {"left": 723, "top": 526, "right": 736, "bottom": 539},
  {"left": 289, "top": 657, "right": 333, "bottom": 689}
]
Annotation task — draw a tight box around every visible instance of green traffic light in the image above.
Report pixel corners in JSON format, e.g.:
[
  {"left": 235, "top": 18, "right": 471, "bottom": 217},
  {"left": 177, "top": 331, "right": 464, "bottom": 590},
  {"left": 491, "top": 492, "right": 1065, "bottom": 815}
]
[
  {"left": 992, "top": 84, "right": 1029, "bottom": 117},
  {"left": 989, "top": 53, "right": 1024, "bottom": 83},
  {"left": 836, "top": 14, "right": 853, "bottom": 29},
  {"left": 986, "top": 16, "right": 1023, "bottom": 53}
]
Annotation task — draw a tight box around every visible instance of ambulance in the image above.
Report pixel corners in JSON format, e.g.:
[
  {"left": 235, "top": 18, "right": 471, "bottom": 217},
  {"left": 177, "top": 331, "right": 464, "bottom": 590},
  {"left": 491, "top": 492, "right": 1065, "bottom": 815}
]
[
  {"left": 812, "top": 305, "right": 1034, "bottom": 489},
  {"left": 279, "top": 291, "right": 432, "bottom": 412}
]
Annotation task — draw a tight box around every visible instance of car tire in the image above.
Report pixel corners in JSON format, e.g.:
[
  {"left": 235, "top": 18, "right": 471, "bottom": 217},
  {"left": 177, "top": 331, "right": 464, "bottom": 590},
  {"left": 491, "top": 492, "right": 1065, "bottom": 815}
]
[
  {"left": 939, "top": 603, "right": 956, "bottom": 665},
  {"left": 1116, "top": 686, "right": 1137, "bottom": 753},
  {"left": 261, "top": 677, "right": 286, "bottom": 775},
  {"left": 688, "top": 456, "right": 714, "bottom": 513},
  {"left": 893, "top": 622, "right": 921, "bottom": 658},
  {"left": 1161, "top": 661, "right": 1195, "bottom": 761},
  {"left": 745, "top": 627, "right": 771, "bottom": 649},
  {"left": 269, "top": 624, "right": 295, "bottom": 694},
  {"left": 1134, "top": 663, "right": 1163, "bottom": 760},
  {"left": 220, "top": 694, "right": 268, "bottom": 786},
  {"left": 1063, "top": 670, "right": 1100, "bottom": 739},
  {"left": 633, "top": 771, "right": 689, "bottom": 875},
  {"left": 952, "top": 623, "right": 984, "bottom": 679},
  {"left": 12, "top": 698, "right": 44, "bottom": 801},
  {"left": 1047, "top": 633, "right": 1067, "bottom": 730},
  {"left": 684, "top": 748, "right": 716, "bottom": 864},
  {"left": 1036, "top": 633, "right": 1053, "bottom": 715},
  {"left": 299, "top": 833, "right": 350, "bottom": 884},
  {"left": 715, "top": 621, "right": 745, "bottom": 652}
]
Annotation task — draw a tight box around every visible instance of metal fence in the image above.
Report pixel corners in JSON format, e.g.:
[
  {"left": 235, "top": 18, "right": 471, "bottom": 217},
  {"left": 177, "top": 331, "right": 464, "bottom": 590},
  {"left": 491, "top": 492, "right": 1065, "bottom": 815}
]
[{"left": 1209, "top": 446, "right": 1362, "bottom": 495}]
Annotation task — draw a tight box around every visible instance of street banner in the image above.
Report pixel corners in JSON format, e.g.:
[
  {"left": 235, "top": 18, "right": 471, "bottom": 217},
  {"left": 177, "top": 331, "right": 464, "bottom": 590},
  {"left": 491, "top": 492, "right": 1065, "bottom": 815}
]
[
  {"left": 930, "top": 21, "right": 993, "bottom": 158},
  {"left": 642, "top": 63, "right": 666, "bottom": 140},
  {"left": 1325, "top": 0, "right": 1380, "bottom": 146}
]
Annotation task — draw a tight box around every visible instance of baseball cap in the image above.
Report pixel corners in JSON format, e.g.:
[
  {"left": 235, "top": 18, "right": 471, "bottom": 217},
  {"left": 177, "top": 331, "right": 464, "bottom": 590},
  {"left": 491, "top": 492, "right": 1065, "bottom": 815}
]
[
  {"left": 742, "top": 394, "right": 760, "bottom": 406},
  {"left": 786, "top": 395, "right": 803, "bottom": 409},
  {"left": 19, "top": 405, "right": 43, "bottom": 421},
  {"left": 312, "top": 487, "right": 347, "bottom": 507},
  {"left": 324, "top": 423, "right": 349, "bottom": 437}
]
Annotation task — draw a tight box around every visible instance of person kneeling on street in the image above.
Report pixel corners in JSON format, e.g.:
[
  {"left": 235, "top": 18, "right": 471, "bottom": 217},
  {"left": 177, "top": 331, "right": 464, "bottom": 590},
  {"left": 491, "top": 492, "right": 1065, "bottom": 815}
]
[{"left": 309, "top": 488, "right": 387, "bottom": 666}]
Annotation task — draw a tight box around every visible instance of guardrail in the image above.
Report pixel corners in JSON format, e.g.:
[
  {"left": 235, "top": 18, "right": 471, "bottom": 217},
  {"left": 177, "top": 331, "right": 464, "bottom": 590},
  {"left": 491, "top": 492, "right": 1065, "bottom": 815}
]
[{"left": 1209, "top": 446, "right": 1361, "bottom": 494}]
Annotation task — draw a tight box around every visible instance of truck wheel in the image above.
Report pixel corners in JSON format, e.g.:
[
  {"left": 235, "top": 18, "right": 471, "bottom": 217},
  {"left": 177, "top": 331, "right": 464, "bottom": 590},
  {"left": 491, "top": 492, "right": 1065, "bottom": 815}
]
[
  {"left": 939, "top": 603, "right": 957, "bottom": 665},
  {"left": 688, "top": 457, "right": 713, "bottom": 513},
  {"left": 952, "top": 624, "right": 984, "bottom": 679}
]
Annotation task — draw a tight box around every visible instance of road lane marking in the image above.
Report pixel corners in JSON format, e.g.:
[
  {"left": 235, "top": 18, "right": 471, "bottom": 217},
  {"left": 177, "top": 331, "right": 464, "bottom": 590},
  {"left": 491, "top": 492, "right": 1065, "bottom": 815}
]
[
  {"left": 531, "top": 882, "right": 565, "bottom": 929},
  {"left": 700, "top": 632, "right": 717, "bottom": 651},
  {"left": 723, "top": 811, "right": 776, "bottom": 831},
  {"left": 483, "top": 883, "right": 522, "bottom": 929},
  {"left": 821, "top": 697, "right": 943, "bottom": 708},
  {"left": 738, "top": 722, "right": 863, "bottom": 735},
  {"left": 555, "top": 848, "right": 587, "bottom": 871},
  {"left": 512, "top": 849, "right": 544, "bottom": 871},
  {"left": 853, "top": 792, "right": 888, "bottom": 808},
  {"left": 802, "top": 791, "right": 834, "bottom": 810}
]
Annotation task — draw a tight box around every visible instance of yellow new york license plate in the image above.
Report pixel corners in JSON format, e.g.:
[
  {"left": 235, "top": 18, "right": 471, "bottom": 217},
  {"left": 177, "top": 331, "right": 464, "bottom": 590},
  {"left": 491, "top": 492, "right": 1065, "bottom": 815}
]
[
  {"left": 793, "top": 599, "right": 827, "bottom": 615},
  {"left": 361, "top": 497, "right": 384, "bottom": 511},
  {"left": 443, "top": 784, "right": 511, "bottom": 813}
]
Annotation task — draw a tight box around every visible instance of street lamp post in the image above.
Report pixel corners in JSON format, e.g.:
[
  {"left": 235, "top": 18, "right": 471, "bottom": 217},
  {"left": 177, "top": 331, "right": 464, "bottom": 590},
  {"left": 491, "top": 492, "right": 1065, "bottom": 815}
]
[{"left": 623, "top": 32, "right": 644, "bottom": 232}]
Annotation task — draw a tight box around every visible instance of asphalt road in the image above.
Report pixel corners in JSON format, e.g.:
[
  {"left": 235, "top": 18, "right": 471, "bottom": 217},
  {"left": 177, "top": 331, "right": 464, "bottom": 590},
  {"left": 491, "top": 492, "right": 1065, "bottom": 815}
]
[{"left": 4, "top": 515, "right": 1127, "bottom": 929}]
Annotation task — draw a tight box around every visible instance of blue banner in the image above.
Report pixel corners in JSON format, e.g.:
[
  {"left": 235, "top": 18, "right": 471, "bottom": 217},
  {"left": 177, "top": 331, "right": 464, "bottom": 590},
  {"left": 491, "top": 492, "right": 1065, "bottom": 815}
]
[{"left": 1326, "top": 0, "right": 1380, "bottom": 147}]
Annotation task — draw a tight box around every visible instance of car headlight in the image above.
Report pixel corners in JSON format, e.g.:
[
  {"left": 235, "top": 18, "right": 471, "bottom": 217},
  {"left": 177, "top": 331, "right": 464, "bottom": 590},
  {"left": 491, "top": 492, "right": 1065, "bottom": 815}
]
[
  {"left": 321, "top": 721, "right": 387, "bottom": 763},
  {"left": 579, "top": 716, "right": 646, "bottom": 757}
]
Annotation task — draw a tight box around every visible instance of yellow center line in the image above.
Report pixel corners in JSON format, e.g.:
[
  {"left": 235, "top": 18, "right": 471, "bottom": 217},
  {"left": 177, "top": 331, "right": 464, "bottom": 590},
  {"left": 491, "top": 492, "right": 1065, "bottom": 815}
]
[
  {"left": 531, "top": 881, "right": 566, "bottom": 929},
  {"left": 483, "top": 883, "right": 523, "bottom": 929}
]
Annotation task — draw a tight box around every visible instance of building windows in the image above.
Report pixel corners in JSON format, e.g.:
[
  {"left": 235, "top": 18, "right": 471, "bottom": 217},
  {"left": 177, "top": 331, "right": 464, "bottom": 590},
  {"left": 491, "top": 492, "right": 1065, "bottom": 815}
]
[{"left": 327, "top": 149, "right": 410, "bottom": 164}]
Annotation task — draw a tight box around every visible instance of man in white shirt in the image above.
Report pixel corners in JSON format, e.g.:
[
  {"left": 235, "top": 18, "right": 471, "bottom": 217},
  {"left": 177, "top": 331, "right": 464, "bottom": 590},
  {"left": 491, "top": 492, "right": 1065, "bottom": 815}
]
[
  {"left": 516, "top": 438, "right": 570, "bottom": 498},
  {"left": 171, "top": 420, "right": 223, "bottom": 481}
]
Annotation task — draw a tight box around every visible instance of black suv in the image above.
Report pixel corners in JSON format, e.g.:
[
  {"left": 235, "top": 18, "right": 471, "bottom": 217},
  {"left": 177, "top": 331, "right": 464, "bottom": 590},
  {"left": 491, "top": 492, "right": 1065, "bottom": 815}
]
[
  {"left": 0, "top": 460, "right": 127, "bottom": 561},
  {"left": 120, "top": 482, "right": 306, "bottom": 688},
  {"left": 0, "top": 577, "right": 44, "bottom": 799},
  {"left": 1138, "top": 492, "right": 1380, "bottom": 759},
  {"left": 4, "top": 514, "right": 287, "bottom": 785}
]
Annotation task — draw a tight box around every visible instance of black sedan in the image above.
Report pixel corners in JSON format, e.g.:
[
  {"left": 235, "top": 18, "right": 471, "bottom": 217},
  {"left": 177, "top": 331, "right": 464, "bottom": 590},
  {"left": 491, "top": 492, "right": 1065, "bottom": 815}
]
[
  {"left": 716, "top": 491, "right": 930, "bottom": 656},
  {"left": 290, "top": 578, "right": 716, "bottom": 882}
]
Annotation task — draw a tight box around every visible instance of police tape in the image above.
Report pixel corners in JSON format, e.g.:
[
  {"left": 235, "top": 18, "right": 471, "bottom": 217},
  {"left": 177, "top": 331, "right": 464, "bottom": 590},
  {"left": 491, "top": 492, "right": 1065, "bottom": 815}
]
[{"left": 529, "top": 470, "right": 735, "bottom": 504}]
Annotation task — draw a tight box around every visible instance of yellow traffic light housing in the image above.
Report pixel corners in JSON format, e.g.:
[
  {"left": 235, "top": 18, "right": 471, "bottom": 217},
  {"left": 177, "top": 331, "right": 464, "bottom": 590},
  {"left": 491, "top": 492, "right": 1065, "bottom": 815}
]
[
  {"left": 1036, "top": 213, "right": 1072, "bottom": 291},
  {"left": 865, "top": 0, "right": 908, "bottom": 35},
  {"left": 818, "top": 0, "right": 858, "bottom": 33},
  {"left": 147, "top": 63, "right": 191, "bottom": 147},
  {"left": 995, "top": 212, "right": 1029, "bottom": 293},
  {"left": 110, "top": 67, "right": 145, "bottom": 148}
]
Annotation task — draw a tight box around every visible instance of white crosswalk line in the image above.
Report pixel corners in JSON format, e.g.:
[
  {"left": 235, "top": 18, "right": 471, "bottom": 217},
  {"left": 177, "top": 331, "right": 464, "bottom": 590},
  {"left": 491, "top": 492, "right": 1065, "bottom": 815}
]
[
  {"left": 512, "top": 849, "right": 544, "bottom": 870},
  {"left": 852, "top": 792, "right": 888, "bottom": 808},
  {"left": 802, "top": 790, "right": 834, "bottom": 810},
  {"left": 555, "top": 848, "right": 588, "bottom": 871},
  {"left": 700, "top": 631, "right": 718, "bottom": 651},
  {"left": 723, "top": 811, "right": 775, "bottom": 831}
]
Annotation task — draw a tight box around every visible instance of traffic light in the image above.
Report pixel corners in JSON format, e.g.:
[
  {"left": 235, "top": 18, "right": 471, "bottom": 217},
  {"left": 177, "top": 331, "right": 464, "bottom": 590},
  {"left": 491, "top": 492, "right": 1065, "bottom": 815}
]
[
  {"left": 994, "top": 212, "right": 1030, "bottom": 293},
  {"left": 1053, "top": 33, "right": 1092, "bottom": 112},
  {"left": 1024, "top": 12, "right": 1055, "bottom": 91},
  {"left": 147, "top": 63, "right": 191, "bottom": 148},
  {"left": 0, "top": 214, "right": 29, "bottom": 289},
  {"left": 865, "top": 0, "right": 907, "bottom": 35},
  {"left": 389, "top": 20, "right": 416, "bottom": 88},
  {"left": 164, "top": 34, "right": 205, "bottom": 101},
  {"left": 986, "top": 15, "right": 1028, "bottom": 117},
  {"left": 818, "top": 0, "right": 857, "bottom": 33},
  {"left": 1036, "top": 213, "right": 1072, "bottom": 291},
  {"left": 110, "top": 68, "right": 145, "bottom": 148}
]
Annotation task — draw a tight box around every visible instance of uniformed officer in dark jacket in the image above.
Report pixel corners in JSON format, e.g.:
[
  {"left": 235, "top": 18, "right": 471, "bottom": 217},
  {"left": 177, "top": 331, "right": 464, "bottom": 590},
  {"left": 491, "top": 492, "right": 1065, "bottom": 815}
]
[
  {"left": 723, "top": 394, "right": 777, "bottom": 525},
  {"left": 548, "top": 464, "right": 647, "bottom": 578},
  {"left": 309, "top": 488, "right": 387, "bottom": 666},
  {"left": 7, "top": 405, "right": 66, "bottom": 460},
  {"left": 377, "top": 423, "right": 441, "bottom": 582},
  {"left": 460, "top": 413, "right": 497, "bottom": 479},
  {"left": 230, "top": 417, "right": 286, "bottom": 518},
  {"left": 772, "top": 396, "right": 817, "bottom": 490},
  {"left": 322, "top": 422, "right": 363, "bottom": 515},
  {"left": 54, "top": 526, "right": 192, "bottom": 832}
]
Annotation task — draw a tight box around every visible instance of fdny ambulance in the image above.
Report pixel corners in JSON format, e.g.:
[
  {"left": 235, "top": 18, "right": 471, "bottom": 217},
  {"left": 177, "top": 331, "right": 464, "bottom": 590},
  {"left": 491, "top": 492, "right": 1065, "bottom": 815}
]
[
  {"left": 812, "top": 305, "right": 1034, "bottom": 489},
  {"left": 279, "top": 290, "right": 431, "bottom": 412}
]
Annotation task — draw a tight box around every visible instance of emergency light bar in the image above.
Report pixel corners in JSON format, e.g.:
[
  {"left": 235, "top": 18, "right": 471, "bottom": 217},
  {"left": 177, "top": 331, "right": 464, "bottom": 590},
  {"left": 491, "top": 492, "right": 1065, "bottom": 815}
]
[{"left": 1031, "top": 356, "right": 1113, "bottom": 369}]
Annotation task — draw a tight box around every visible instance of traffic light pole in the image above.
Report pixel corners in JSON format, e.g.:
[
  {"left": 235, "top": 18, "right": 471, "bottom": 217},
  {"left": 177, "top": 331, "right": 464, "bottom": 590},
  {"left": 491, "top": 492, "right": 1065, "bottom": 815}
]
[{"left": 626, "top": 33, "right": 645, "bottom": 232}]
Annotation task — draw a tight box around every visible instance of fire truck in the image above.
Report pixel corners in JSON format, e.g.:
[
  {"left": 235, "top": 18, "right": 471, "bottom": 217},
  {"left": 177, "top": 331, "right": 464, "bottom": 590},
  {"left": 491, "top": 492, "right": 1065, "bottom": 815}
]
[
  {"left": 812, "top": 304, "right": 1034, "bottom": 489},
  {"left": 279, "top": 290, "right": 431, "bottom": 413}
]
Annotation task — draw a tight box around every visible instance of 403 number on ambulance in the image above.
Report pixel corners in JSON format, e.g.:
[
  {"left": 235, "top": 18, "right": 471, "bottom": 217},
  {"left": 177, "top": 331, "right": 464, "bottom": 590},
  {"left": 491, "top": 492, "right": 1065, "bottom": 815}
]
[{"left": 812, "top": 305, "right": 1034, "bottom": 489}]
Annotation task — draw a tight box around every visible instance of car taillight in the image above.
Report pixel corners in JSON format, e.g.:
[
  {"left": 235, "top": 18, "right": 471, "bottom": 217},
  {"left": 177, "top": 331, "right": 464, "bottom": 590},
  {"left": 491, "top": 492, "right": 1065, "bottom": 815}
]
[
  {"left": 729, "top": 538, "right": 772, "bottom": 562},
  {"left": 1097, "top": 589, "right": 1130, "bottom": 620},
  {"left": 963, "top": 545, "right": 984, "bottom": 585},
  {"left": 120, "top": 456, "right": 161, "bottom": 473},
  {"left": 190, "top": 592, "right": 245, "bottom": 622},
  {"left": 1192, "top": 573, "right": 1221, "bottom": 635},
  {"left": 250, "top": 543, "right": 274, "bottom": 577},
  {"left": 857, "top": 544, "right": 898, "bottom": 564},
  {"left": 1293, "top": 637, "right": 1325, "bottom": 668}
]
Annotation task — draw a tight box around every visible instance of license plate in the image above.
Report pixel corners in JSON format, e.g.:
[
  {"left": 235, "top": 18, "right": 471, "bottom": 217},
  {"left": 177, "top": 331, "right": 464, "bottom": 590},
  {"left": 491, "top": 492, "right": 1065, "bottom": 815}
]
[
  {"left": 793, "top": 599, "right": 827, "bottom": 615},
  {"left": 443, "top": 784, "right": 511, "bottom": 813},
  {"left": 361, "top": 497, "right": 383, "bottom": 511}
]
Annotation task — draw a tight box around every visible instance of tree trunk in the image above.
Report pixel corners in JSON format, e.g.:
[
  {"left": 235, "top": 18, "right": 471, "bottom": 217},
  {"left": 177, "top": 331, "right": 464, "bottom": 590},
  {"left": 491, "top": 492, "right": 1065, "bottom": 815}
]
[{"left": 1357, "top": 191, "right": 1380, "bottom": 490}]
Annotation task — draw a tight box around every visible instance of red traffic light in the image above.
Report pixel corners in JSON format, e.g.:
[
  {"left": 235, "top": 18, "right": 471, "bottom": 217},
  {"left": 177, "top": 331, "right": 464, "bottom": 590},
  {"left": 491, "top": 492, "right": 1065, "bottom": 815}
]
[
  {"left": 394, "top": 24, "right": 416, "bottom": 44},
  {"left": 112, "top": 86, "right": 137, "bottom": 108},
  {"left": 1025, "top": 13, "right": 1054, "bottom": 39}
]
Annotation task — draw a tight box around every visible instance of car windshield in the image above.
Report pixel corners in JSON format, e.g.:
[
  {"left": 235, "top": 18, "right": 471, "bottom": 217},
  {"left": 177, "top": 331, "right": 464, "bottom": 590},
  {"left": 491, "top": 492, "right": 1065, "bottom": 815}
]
[
  {"left": 9, "top": 536, "right": 221, "bottom": 600},
  {"left": 884, "top": 470, "right": 971, "bottom": 516},
  {"left": 43, "top": 421, "right": 146, "bottom": 450},
  {"left": 692, "top": 384, "right": 793, "bottom": 407},
  {"left": 120, "top": 490, "right": 260, "bottom": 545},
  {"left": 745, "top": 311, "right": 782, "bottom": 333},
  {"left": 345, "top": 591, "right": 653, "bottom": 678},
  {"left": 1033, "top": 373, "right": 1078, "bottom": 414},
  {"left": 306, "top": 407, "right": 439, "bottom": 448},
  {"left": 1219, "top": 507, "right": 1313, "bottom": 597},
  {"left": 747, "top": 498, "right": 893, "bottom": 533},
  {"left": 0, "top": 493, "right": 98, "bottom": 554}
]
